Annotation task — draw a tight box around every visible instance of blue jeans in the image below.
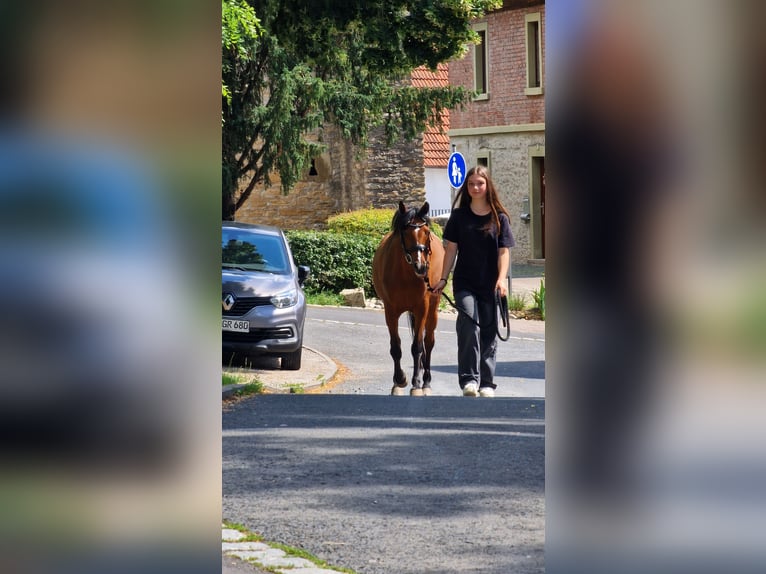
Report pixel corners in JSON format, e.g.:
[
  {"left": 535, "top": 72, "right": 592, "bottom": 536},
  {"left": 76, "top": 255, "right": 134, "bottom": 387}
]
[{"left": 454, "top": 290, "right": 498, "bottom": 390}]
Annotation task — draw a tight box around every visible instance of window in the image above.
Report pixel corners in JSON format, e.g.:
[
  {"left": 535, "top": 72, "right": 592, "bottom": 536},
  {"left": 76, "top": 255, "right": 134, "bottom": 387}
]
[
  {"left": 476, "top": 152, "right": 491, "bottom": 174},
  {"left": 525, "top": 13, "right": 543, "bottom": 96},
  {"left": 473, "top": 23, "right": 489, "bottom": 100}
]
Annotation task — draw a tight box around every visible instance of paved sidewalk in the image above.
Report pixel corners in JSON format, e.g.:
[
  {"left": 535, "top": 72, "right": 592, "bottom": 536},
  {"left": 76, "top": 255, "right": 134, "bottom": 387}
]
[
  {"left": 222, "top": 526, "right": 349, "bottom": 574},
  {"left": 223, "top": 346, "right": 339, "bottom": 396},
  {"left": 509, "top": 274, "right": 545, "bottom": 306}
]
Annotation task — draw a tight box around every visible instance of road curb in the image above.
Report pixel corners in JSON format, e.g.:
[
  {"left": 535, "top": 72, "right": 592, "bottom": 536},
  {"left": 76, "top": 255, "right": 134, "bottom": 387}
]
[{"left": 223, "top": 346, "right": 338, "bottom": 397}]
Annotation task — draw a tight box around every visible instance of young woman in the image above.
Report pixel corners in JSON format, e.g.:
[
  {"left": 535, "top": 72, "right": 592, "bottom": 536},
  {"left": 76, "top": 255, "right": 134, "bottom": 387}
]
[{"left": 433, "top": 166, "right": 514, "bottom": 397}]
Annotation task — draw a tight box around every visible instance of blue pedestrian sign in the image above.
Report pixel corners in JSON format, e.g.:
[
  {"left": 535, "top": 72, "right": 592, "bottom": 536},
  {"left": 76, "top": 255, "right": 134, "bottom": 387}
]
[{"left": 447, "top": 152, "right": 466, "bottom": 188}]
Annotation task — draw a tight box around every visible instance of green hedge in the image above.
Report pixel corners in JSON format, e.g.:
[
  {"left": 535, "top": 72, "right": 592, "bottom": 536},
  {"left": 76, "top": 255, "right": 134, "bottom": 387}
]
[
  {"left": 286, "top": 230, "right": 379, "bottom": 296},
  {"left": 326, "top": 208, "right": 393, "bottom": 237},
  {"left": 327, "top": 207, "right": 443, "bottom": 239},
  {"left": 286, "top": 207, "right": 444, "bottom": 297}
]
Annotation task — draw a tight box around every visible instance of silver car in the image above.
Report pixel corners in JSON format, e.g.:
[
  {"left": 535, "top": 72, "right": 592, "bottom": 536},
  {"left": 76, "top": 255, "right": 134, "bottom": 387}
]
[{"left": 222, "top": 222, "right": 309, "bottom": 370}]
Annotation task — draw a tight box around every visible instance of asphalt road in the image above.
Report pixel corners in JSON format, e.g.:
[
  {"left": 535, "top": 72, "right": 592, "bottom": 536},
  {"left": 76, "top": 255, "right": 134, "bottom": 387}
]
[
  {"left": 304, "top": 305, "right": 545, "bottom": 398},
  {"left": 222, "top": 306, "right": 545, "bottom": 573},
  {"left": 223, "top": 394, "right": 544, "bottom": 574}
]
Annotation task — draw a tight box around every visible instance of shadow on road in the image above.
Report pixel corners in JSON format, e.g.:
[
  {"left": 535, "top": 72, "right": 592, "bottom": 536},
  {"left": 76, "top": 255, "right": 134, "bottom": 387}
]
[
  {"left": 223, "top": 395, "right": 545, "bottom": 574},
  {"left": 428, "top": 360, "right": 545, "bottom": 380}
]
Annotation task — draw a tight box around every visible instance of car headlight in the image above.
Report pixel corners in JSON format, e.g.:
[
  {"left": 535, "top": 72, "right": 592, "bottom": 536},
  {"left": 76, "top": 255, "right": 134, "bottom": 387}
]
[{"left": 271, "top": 289, "right": 298, "bottom": 308}]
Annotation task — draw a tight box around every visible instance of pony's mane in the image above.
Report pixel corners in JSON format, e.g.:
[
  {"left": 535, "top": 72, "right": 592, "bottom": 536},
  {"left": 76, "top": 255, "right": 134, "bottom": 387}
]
[{"left": 391, "top": 207, "right": 429, "bottom": 231}]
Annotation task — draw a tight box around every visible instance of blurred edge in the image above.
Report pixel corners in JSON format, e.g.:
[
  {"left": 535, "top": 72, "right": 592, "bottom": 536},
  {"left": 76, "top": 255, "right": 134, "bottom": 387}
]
[
  {"left": 5, "top": 0, "right": 766, "bottom": 573},
  {"left": 547, "top": 1, "right": 766, "bottom": 573},
  {"left": 0, "top": 2, "right": 220, "bottom": 573}
]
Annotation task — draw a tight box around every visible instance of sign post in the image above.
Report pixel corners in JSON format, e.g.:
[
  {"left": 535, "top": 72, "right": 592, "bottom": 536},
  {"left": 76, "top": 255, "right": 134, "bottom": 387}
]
[{"left": 447, "top": 151, "right": 466, "bottom": 189}]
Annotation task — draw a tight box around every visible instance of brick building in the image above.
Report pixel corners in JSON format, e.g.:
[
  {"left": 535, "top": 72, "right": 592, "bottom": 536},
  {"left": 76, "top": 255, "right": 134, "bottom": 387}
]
[{"left": 448, "top": 0, "right": 546, "bottom": 262}]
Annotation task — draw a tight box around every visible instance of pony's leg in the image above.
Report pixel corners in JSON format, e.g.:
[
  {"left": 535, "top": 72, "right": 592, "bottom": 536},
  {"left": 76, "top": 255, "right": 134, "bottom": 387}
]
[
  {"left": 385, "top": 309, "right": 408, "bottom": 396},
  {"left": 420, "top": 304, "right": 439, "bottom": 397},
  {"left": 408, "top": 311, "right": 427, "bottom": 396}
]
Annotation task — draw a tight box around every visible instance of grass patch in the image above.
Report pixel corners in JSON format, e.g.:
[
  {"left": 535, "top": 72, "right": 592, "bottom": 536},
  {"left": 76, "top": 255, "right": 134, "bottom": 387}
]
[
  {"left": 287, "top": 383, "right": 305, "bottom": 394},
  {"left": 222, "top": 372, "right": 264, "bottom": 397},
  {"left": 306, "top": 290, "right": 346, "bottom": 306},
  {"left": 222, "top": 520, "right": 358, "bottom": 574},
  {"left": 233, "top": 381, "right": 264, "bottom": 396},
  {"left": 531, "top": 279, "right": 545, "bottom": 320},
  {"left": 269, "top": 541, "right": 358, "bottom": 573},
  {"left": 222, "top": 520, "right": 263, "bottom": 543},
  {"left": 508, "top": 293, "right": 527, "bottom": 312},
  {"left": 222, "top": 373, "right": 242, "bottom": 387}
]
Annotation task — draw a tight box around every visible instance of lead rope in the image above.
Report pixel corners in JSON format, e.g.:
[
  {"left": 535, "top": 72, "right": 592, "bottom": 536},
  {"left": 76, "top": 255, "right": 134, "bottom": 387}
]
[{"left": 426, "top": 276, "right": 511, "bottom": 342}]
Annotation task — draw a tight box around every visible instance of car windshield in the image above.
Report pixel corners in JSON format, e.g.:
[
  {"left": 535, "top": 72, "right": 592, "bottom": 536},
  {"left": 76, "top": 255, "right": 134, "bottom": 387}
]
[{"left": 222, "top": 230, "right": 289, "bottom": 274}]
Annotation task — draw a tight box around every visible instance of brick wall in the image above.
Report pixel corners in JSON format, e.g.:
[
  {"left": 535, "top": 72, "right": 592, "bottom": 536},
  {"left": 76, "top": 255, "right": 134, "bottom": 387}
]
[{"left": 449, "top": 4, "right": 545, "bottom": 130}]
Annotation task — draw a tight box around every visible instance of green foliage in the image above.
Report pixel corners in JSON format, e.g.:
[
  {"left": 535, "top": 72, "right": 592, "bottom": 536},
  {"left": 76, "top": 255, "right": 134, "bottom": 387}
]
[
  {"left": 222, "top": 373, "right": 240, "bottom": 386},
  {"left": 222, "top": 0, "right": 501, "bottom": 219},
  {"left": 234, "top": 381, "right": 264, "bottom": 396},
  {"left": 222, "top": 371, "right": 265, "bottom": 396},
  {"left": 327, "top": 207, "right": 443, "bottom": 239},
  {"left": 286, "top": 230, "right": 379, "bottom": 296},
  {"left": 221, "top": 0, "right": 262, "bottom": 108},
  {"left": 429, "top": 219, "right": 444, "bottom": 240},
  {"left": 508, "top": 293, "right": 527, "bottom": 312},
  {"left": 305, "top": 291, "right": 346, "bottom": 306},
  {"left": 288, "top": 205, "right": 444, "bottom": 297},
  {"left": 327, "top": 209, "right": 395, "bottom": 237},
  {"left": 531, "top": 279, "right": 545, "bottom": 321}
]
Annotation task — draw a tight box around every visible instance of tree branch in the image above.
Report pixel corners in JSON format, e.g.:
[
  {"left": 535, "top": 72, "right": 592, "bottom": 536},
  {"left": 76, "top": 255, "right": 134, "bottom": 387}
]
[{"left": 235, "top": 164, "right": 265, "bottom": 212}]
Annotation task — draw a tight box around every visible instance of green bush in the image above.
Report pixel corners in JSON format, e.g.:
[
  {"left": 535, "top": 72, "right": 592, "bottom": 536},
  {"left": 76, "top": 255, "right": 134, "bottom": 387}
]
[
  {"left": 327, "top": 207, "right": 443, "bottom": 239},
  {"left": 531, "top": 279, "right": 545, "bottom": 320},
  {"left": 286, "top": 206, "right": 444, "bottom": 298},
  {"left": 326, "top": 208, "right": 393, "bottom": 237},
  {"left": 508, "top": 293, "right": 527, "bottom": 312},
  {"left": 286, "top": 230, "right": 379, "bottom": 296}
]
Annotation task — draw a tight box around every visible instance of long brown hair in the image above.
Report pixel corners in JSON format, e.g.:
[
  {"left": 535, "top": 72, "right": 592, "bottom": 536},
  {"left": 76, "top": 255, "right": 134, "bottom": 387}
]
[{"left": 451, "top": 165, "right": 510, "bottom": 234}]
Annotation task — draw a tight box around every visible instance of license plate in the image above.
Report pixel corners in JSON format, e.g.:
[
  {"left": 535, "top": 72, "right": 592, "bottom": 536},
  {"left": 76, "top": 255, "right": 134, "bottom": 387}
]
[{"left": 222, "top": 318, "right": 249, "bottom": 332}]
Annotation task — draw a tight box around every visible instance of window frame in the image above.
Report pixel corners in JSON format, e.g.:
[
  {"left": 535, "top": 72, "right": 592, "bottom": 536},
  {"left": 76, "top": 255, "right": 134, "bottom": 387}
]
[
  {"left": 524, "top": 12, "right": 543, "bottom": 96},
  {"left": 476, "top": 152, "right": 491, "bottom": 174},
  {"left": 472, "top": 22, "right": 489, "bottom": 100}
]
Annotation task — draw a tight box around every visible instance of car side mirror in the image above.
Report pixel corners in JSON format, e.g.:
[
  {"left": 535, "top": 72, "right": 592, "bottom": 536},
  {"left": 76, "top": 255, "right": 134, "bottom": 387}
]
[{"left": 298, "top": 265, "right": 310, "bottom": 286}]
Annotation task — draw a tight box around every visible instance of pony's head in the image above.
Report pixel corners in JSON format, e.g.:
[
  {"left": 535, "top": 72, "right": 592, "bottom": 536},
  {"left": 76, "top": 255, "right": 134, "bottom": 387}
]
[{"left": 393, "top": 201, "right": 432, "bottom": 277}]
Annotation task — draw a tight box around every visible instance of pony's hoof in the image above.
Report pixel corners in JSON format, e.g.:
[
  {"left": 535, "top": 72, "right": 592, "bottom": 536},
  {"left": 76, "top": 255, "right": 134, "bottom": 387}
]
[
  {"left": 391, "top": 386, "right": 407, "bottom": 396},
  {"left": 421, "top": 387, "right": 432, "bottom": 396},
  {"left": 410, "top": 388, "right": 424, "bottom": 397}
]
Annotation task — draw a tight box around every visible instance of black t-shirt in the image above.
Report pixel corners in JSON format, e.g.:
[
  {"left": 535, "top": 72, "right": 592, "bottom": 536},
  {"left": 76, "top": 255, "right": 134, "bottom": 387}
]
[{"left": 443, "top": 208, "right": 514, "bottom": 297}]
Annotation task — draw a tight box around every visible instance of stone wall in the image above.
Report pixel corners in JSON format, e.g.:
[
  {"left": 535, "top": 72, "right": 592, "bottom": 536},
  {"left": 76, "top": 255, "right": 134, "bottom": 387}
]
[
  {"left": 450, "top": 130, "right": 544, "bottom": 261},
  {"left": 366, "top": 131, "right": 427, "bottom": 211},
  {"left": 234, "top": 124, "right": 427, "bottom": 230}
]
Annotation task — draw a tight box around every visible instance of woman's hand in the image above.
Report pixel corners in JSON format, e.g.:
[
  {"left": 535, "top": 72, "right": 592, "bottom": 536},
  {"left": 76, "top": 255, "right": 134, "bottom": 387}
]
[
  {"left": 433, "top": 277, "right": 448, "bottom": 294},
  {"left": 495, "top": 278, "right": 508, "bottom": 297}
]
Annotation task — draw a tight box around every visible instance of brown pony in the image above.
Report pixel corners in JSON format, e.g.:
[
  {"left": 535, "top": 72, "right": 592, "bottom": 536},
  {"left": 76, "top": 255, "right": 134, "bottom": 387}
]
[{"left": 372, "top": 201, "right": 444, "bottom": 396}]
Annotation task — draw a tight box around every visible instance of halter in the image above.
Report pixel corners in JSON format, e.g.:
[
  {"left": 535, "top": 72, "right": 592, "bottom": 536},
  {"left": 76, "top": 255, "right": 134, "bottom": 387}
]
[{"left": 399, "top": 220, "right": 432, "bottom": 274}]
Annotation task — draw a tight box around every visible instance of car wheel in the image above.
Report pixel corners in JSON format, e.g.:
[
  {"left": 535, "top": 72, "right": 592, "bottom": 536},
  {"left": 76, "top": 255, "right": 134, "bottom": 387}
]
[{"left": 280, "top": 348, "right": 302, "bottom": 371}]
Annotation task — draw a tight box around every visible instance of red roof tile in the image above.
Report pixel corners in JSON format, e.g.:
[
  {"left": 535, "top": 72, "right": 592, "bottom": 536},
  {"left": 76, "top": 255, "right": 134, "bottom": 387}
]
[
  {"left": 411, "top": 64, "right": 451, "bottom": 167},
  {"left": 411, "top": 63, "right": 449, "bottom": 88}
]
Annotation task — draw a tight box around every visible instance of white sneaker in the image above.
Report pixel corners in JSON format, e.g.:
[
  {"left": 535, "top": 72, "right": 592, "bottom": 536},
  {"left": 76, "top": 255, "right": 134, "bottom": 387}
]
[
  {"left": 462, "top": 382, "right": 478, "bottom": 397},
  {"left": 479, "top": 386, "right": 495, "bottom": 398}
]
